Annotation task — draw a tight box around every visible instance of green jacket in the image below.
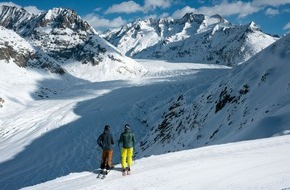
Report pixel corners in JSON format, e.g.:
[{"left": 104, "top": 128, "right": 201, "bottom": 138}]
[{"left": 118, "top": 129, "right": 135, "bottom": 148}]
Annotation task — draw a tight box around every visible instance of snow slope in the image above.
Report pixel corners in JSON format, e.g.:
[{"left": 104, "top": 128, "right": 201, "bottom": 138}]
[
  {"left": 137, "top": 33, "right": 290, "bottom": 157},
  {"left": 23, "top": 135, "right": 290, "bottom": 190}
]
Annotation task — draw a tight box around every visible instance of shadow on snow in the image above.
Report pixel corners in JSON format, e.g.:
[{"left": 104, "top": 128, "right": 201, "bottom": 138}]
[{"left": 0, "top": 68, "right": 229, "bottom": 190}]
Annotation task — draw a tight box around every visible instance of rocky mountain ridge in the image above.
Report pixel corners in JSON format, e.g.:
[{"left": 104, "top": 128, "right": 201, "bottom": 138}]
[{"left": 0, "top": 5, "right": 146, "bottom": 82}]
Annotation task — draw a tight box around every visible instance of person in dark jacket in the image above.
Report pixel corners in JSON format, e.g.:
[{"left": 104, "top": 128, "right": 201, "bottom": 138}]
[
  {"left": 97, "top": 125, "right": 114, "bottom": 173},
  {"left": 118, "top": 124, "right": 135, "bottom": 175}
]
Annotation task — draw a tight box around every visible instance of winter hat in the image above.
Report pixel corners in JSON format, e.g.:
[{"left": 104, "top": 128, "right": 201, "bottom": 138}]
[
  {"left": 104, "top": 125, "right": 110, "bottom": 130},
  {"left": 124, "top": 124, "right": 130, "bottom": 129}
]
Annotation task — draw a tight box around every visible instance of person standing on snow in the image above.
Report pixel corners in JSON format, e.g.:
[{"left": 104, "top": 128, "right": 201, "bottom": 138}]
[
  {"left": 118, "top": 124, "right": 135, "bottom": 176},
  {"left": 97, "top": 125, "right": 114, "bottom": 174}
]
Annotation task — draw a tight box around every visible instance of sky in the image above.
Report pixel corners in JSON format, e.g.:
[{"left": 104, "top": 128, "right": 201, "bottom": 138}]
[{"left": 0, "top": 0, "right": 290, "bottom": 36}]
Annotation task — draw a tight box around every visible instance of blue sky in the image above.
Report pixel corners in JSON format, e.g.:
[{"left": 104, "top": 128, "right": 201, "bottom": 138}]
[{"left": 1, "top": 0, "right": 290, "bottom": 35}]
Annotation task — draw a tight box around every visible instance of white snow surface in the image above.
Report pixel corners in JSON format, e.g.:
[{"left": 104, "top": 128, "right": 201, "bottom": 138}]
[{"left": 24, "top": 135, "right": 290, "bottom": 190}]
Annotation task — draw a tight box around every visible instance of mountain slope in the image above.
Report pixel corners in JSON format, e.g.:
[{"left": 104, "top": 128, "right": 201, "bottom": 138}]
[
  {"left": 22, "top": 135, "right": 290, "bottom": 190},
  {"left": 104, "top": 13, "right": 277, "bottom": 66},
  {"left": 0, "top": 6, "right": 146, "bottom": 81},
  {"left": 138, "top": 34, "right": 290, "bottom": 157},
  {"left": 0, "top": 26, "right": 65, "bottom": 73}
]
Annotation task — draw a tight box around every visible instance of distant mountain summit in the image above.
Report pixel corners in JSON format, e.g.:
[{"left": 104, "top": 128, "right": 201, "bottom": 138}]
[
  {"left": 104, "top": 13, "right": 277, "bottom": 66},
  {"left": 0, "top": 5, "right": 146, "bottom": 81}
]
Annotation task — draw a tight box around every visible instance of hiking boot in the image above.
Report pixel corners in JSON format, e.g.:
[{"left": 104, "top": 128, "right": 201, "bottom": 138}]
[
  {"left": 122, "top": 168, "right": 126, "bottom": 176},
  {"left": 127, "top": 167, "right": 131, "bottom": 175}
]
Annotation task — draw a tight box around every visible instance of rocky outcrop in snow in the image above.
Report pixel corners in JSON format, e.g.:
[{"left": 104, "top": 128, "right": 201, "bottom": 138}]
[
  {"left": 0, "top": 97, "right": 4, "bottom": 108},
  {"left": 0, "top": 26, "right": 64, "bottom": 74}
]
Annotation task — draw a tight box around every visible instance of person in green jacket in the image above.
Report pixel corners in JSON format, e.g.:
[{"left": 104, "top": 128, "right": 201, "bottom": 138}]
[{"left": 118, "top": 124, "right": 135, "bottom": 175}]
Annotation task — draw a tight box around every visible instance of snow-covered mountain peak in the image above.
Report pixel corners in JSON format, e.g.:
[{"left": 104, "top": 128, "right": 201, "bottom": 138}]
[
  {"left": 39, "top": 7, "right": 93, "bottom": 33},
  {"left": 245, "top": 21, "right": 260, "bottom": 31},
  {"left": 210, "top": 14, "right": 228, "bottom": 23},
  {"left": 158, "top": 17, "right": 174, "bottom": 24},
  {"left": 0, "top": 5, "right": 30, "bottom": 16},
  {"left": 180, "top": 13, "right": 205, "bottom": 24},
  {"left": 0, "top": 5, "right": 33, "bottom": 30}
]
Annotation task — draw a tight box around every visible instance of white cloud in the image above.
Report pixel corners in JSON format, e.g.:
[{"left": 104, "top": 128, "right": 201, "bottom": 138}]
[
  {"left": 0, "top": 2, "right": 20, "bottom": 7},
  {"left": 83, "top": 13, "right": 127, "bottom": 31},
  {"left": 172, "top": 0, "right": 288, "bottom": 19},
  {"left": 265, "top": 8, "right": 280, "bottom": 15},
  {"left": 205, "top": 1, "right": 260, "bottom": 18},
  {"left": 105, "top": 1, "right": 143, "bottom": 14},
  {"left": 252, "top": 0, "right": 290, "bottom": 7},
  {"left": 172, "top": 6, "right": 197, "bottom": 18},
  {"left": 105, "top": 0, "right": 172, "bottom": 14},
  {"left": 172, "top": 2, "right": 260, "bottom": 19},
  {"left": 144, "top": 12, "right": 170, "bottom": 20},
  {"left": 160, "top": 12, "right": 170, "bottom": 18},
  {"left": 144, "top": 14, "right": 158, "bottom": 19},
  {"left": 144, "top": 0, "right": 171, "bottom": 10},
  {"left": 283, "top": 22, "right": 290, "bottom": 30},
  {"left": 94, "top": 7, "right": 102, "bottom": 12}
]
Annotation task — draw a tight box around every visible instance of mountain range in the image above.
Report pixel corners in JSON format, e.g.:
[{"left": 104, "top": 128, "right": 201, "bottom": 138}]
[{"left": 104, "top": 13, "right": 277, "bottom": 66}]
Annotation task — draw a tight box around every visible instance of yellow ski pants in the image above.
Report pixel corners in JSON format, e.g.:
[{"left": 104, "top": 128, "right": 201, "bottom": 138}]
[{"left": 121, "top": 147, "right": 133, "bottom": 169}]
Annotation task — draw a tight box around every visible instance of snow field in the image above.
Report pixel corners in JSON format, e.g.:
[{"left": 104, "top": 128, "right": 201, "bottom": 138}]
[{"left": 24, "top": 135, "right": 290, "bottom": 190}]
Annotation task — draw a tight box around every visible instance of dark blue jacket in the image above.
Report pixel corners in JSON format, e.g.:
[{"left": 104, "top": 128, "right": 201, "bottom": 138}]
[{"left": 97, "top": 130, "right": 114, "bottom": 150}]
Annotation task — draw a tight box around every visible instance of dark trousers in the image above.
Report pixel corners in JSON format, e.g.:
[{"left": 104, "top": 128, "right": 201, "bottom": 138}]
[{"left": 100, "top": 150, "right": 113, "bottom": 170}]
